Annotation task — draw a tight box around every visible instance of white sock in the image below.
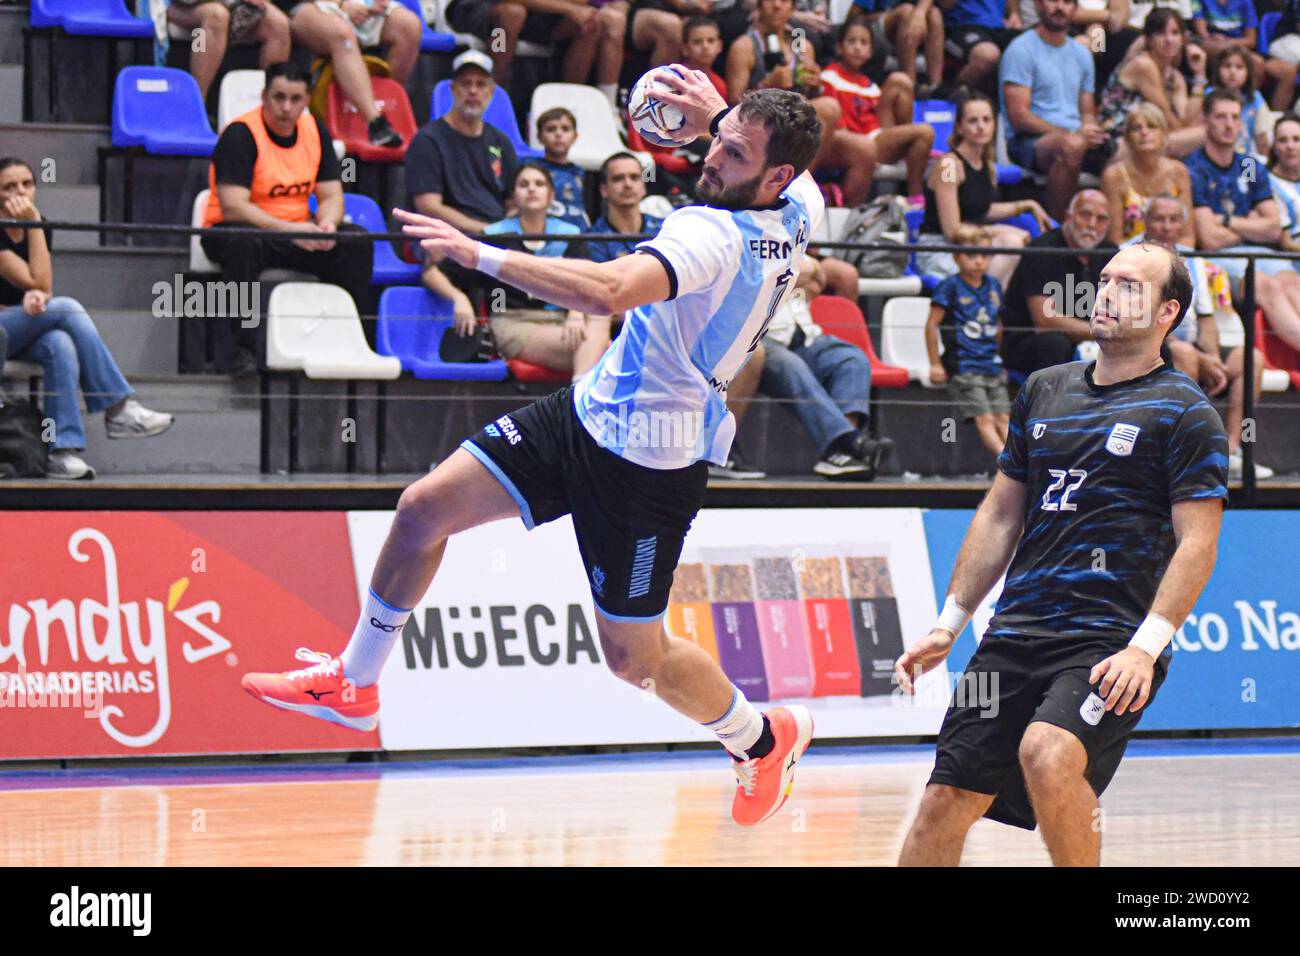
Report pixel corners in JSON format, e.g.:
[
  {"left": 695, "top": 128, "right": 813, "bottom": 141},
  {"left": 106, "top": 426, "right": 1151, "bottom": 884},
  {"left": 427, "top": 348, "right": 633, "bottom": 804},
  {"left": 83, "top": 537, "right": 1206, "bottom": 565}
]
[
  {"left": 340, "top": 588, "right": 412, "bottom": 687},
  {"left": 703, "top": 687, "right": 764, "bottom": 758},
  {"left": 598, "top": 83, "right": 617, "bottom": 109}
]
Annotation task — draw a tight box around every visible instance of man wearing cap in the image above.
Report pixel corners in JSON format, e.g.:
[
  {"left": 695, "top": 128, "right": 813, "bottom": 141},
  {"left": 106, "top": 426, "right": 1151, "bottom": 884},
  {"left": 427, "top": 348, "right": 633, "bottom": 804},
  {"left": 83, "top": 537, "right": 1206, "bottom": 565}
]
[{"left": 405, "top": 50, "right": 520, "bottom": 318}]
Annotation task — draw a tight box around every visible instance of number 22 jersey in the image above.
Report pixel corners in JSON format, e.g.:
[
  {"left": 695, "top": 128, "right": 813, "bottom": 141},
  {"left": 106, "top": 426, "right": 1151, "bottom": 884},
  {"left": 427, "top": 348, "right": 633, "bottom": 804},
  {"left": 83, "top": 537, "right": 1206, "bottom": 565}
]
[{"left": 989, "top": 361, "right": 1228, "bottom": 645}]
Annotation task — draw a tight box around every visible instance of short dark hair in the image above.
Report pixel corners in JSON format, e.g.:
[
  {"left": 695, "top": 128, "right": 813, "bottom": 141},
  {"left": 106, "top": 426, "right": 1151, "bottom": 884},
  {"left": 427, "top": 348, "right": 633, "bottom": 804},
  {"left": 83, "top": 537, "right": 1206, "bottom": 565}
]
[
  {"left": 682, "top": 15, "right": 719, "bottom": 42},
  {"left": 599, "top": 151, "right": 642, "bottom": 185},
  {"left": 1142, "top": 6, "right": 1181, "bottom": 39},
  {"left": 837, "top": 13, "right": 872, "bottom": 45},
  {"left": 1205, "top": 87, "right": 1244, "bottom": 114},
  {"left": 734, "top": 89, "right": 823, "bottom": 183},
  {"left": 264, "top": 62, "right": 312, "bottom": 90},
  {"left": 511, "top": 161, "right": 554, "bottom": 193},
  {"left": 0, "top": 158, "right": 32, "bottom": 176},
  {"left": 1141, "top": 241, "right": 1193, "bottom": 339},
  {"left": 536, "top": 107, "right": 576, "bottom": 134}
]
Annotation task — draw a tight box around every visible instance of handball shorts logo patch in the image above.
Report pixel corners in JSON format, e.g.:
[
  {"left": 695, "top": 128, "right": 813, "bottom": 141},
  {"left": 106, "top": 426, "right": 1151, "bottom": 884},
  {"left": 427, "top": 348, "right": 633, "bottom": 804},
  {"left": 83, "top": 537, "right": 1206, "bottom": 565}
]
[
  {"left": 1032, "top": 422, "right": 1047, "bottom": 440},
  {"left": 1106, "top": 422, "right": 1141, "bottom": 457},
  {"left": 1081, "top": 692, "right": 1106, "bottom": 726}
]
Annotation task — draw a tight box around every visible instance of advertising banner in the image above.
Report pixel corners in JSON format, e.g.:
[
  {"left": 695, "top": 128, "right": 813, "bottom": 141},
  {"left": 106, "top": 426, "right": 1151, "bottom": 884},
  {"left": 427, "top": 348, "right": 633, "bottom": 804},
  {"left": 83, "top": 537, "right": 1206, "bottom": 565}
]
[
  {"left": 356, "top": 508, "right": 955, "bottom": 751},
  {"left": 0, "top": 513, "right": 378, "bottom": 758}
]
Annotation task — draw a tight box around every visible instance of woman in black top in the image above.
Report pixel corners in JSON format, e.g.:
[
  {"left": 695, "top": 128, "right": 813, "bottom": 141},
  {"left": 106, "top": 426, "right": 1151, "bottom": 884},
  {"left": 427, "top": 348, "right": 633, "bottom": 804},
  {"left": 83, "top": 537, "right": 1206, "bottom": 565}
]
[
  {"left": 0, "top": 159, "right": 174, "bottom": 480},
  {"left": 916, "top": 92, "right": 1052, "bottom": 290}
]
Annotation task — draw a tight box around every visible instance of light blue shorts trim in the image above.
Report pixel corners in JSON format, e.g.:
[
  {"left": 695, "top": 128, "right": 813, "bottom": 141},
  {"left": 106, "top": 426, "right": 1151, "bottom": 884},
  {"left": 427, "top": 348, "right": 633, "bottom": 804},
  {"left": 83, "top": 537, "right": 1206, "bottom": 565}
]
[{"left": 459, "top": 439, "right": 535, "bottom": 530}]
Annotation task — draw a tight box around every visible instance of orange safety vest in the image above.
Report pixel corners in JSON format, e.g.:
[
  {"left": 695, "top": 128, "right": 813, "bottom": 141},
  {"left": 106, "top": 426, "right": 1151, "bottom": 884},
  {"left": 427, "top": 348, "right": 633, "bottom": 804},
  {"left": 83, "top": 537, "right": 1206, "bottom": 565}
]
[{"left": 203, "top": 106, "right": 321, "bottom": 227}]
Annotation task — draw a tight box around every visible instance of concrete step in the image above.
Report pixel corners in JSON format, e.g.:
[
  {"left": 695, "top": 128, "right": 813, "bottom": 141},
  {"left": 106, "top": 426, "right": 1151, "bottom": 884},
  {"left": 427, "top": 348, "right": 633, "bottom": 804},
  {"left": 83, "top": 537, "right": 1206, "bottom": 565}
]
[
  {"left": 0, "top": 66, "right": 22, "bottom": 123},
  {"left": 32, "top": 184, "right": 101, "bottom": 248},
  {"left": 0, "top": 7, "right": 26, "bottom": 67},
  {"left": 0, "top": 122, "right": 110, "bottom": 187}
]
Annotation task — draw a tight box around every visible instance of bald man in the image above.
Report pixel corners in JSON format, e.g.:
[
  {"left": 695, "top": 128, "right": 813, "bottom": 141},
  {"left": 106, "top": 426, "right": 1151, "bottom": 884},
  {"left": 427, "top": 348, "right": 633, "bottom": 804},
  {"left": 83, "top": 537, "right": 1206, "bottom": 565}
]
[{"left": 1002, "top": 189, "right": 1117, "bottom": 377}]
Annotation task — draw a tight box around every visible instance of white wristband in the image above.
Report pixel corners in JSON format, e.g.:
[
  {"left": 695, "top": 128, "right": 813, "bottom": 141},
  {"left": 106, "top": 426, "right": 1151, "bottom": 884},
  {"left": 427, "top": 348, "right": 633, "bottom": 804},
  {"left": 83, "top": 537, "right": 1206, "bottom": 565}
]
[
  {"left": 477, "top": 241, "right": 506, "bottom": 278},
  {"left": 1129, "top": 614, "right": 1175, "bottom": 659},
  {"left": 935, "top": 595, "right": 971, "bottom": 637}
]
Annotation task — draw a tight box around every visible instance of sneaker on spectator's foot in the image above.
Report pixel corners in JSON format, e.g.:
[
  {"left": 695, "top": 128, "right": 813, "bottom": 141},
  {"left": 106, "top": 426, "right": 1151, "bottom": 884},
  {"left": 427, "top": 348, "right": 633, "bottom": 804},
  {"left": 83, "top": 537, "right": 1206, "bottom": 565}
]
[
  {"left": 231, "top": 348, "right": 260, "bottom": 380},
  {"left": 849, "top": 433, "right": 893, "bottom": 474},
  {"left": 814, "top": 450, "right": 875, "bottom": 480},
  {"left": 105, "top": 398, "right": 174, "bottom": 439},
  {"left": 731, "top": 705, "right": 814, "bottom": 826},
  {"left": 1228, "top": 451, "right": 1275, "bottom": 480},
  {"left": 47, "top": 450, "right": 95, "bottom": 480},
  {"left": 708, "top": 444, "right": 766, "bottom": 480},
  {"left": 368, "top": 116, "right": 403, "bottom": 148},
  {"left": 241, "top": 648, "right": 380, "bottom": 732}
]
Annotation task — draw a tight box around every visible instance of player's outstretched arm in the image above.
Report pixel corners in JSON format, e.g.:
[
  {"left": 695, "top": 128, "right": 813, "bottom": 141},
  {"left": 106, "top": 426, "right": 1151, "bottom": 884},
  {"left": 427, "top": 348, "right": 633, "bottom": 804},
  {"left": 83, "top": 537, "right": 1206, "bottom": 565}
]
[
  {"left": 394, "top": 208, "right": 671, "bottom": 315},
  {"left": 1090, "top": 497, "right": 1223, "bottom": 716},
  {"left": 895, "top": 472, "right": 1027, "bottom": 694}
]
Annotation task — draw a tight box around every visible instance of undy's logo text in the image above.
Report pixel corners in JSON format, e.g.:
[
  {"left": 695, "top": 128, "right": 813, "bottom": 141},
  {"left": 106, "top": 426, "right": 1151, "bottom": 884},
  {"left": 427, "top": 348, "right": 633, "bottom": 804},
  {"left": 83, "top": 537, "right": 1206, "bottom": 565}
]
[{"left": 0, "top": 529, "right": 231, "bottom": 747}]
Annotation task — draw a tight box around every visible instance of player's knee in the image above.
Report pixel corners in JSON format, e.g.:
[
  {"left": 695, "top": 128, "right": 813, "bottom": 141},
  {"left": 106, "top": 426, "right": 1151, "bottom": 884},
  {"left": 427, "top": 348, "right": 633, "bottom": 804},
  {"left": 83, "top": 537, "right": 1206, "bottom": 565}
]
[
  {"left": 914, "top": 784, "right": 985, "bottom": 829},
  {"left": 598, "top": 630, "right": 665, "bottom": 685},
  {"left": 1019, "top": 724, "right": 1083, "bottom": 790},
  {"left": 394, "top": 479, "right": 450, "bottom": 541}
]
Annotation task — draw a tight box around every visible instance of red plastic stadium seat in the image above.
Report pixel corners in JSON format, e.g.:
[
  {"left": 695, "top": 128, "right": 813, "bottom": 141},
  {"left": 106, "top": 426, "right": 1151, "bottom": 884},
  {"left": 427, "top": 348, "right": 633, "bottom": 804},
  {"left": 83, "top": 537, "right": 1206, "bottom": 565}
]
[
  {"left": 1256, "top": 309, "right": 1300, "bottom": 390},
  {"left": 326, "top": 78, "right": 416, "bottom": 163},
  {"left": 507, "top": 359, "right": 570, "bottom": 384},
  {"left": 809, "top": 295, "right": 910, "bottom": 388}
]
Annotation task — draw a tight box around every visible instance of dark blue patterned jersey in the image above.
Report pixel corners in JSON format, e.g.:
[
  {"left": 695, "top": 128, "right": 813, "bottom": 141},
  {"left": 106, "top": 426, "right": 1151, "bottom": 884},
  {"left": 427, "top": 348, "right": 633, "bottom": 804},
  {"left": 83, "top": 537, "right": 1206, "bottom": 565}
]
[{"left": 989, "top": 360, "right": 1228, "bottom": 645}]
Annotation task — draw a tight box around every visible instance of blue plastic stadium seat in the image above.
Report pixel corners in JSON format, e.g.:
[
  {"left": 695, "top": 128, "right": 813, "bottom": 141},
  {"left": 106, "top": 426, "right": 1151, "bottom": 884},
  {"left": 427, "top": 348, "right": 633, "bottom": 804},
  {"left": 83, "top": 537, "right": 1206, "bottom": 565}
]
[
  {"left": 914, "top": 99, "right": 955, "bottom": 153},
  {"left": 377, "top": 286, "right": 509, "bottom": 381},
  {"left": 1262, "top": 11, "right": 1281, "bottom": 56},
  {"left": 396, "top": 0, "right": 458, "bottom": 52},
  {"left": 112, "top": 67, "right": 217, "bottom": 155},
  {"left": 31, "top": 0, "right": 154, "bottom": 37},
  {"left": 310, "top": 192, "right": 423, "bottom": 285},
  {"left": 431, "top": 80, "right": 542, "bottom": 159}
]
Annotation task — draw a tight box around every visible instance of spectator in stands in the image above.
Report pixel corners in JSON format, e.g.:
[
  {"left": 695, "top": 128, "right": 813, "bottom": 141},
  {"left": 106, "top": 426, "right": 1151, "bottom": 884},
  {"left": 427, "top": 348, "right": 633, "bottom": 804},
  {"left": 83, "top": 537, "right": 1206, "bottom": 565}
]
[
  {"left": 443, "top": 0, "right": 529, "bottom": 83},
  {"left": 535, "top": 108, "right": 590, "bottom": 230},
  {"left": 167, "top": 1, "right": 292, "bottom": 104},
  {"left": 851, "top": 0, "right": 946, "bottom": 95},
  {"left": 1131, "top": 193, "right": 1273, "bottom": 478},
  {"left": 727, "top": 0, "right": 877, "bottom": 206},
  {"left": 1187, "top": 88, "right": 1300, "bottom": 353},
  {"left": 592, "top": 0, "right": 631, "bottom": 108},
  {"left": 0, "top": 158, "right": 174, "bottom": 480},
  {"left": 940, "top": 0, "right": 1020, "bottom": 95},
  {"left": 683, "top": 15, "right": 728, "bottom": 97},
  {"left": 1001, "top": 0, "right": 1107, "bottom": 221},
  {"left": 1193, "top": 0, "right": 1297, "bottom": 111},
  {"left": 1001, "top": 188, "right": 1115, "bottom": 376},
  {"left": 201, "top": 62, "right": 373, "bottom": 377},
  {"left": 1092, "top": 8, "right": 1206, "bottom": 163},
  {"left": 625, "top": 0, "right": 693, "bottom": 68},
  {"left": 925, "top": 224, "right": 1012, "bottom": 459},
  {"left": 481, "top": 163, "right": 611, "bottom": 379},
  {"left": 917, "top": 91, "right": 1052, "bottom": 289},
  {"left": 1101, "top": 102, "right": 1195, "bottom": 244},
  {"left": 587, "top": 152, "right": 767, "bottom": 477},
  {"left": 760, "top": 257, "right": 892, "bottom": 481},
  {"left": 511, "top": 0, "right": 602, "bottom": 84},
  {"left": 406, "top": 51, "right": 519, "bottom": 329},
  {"left": 1267, "top": 0, "right": 1300, "bottom": 68},
  {"left": 819, "top": 16, "right": 934, "bottom": 205},
  {"left": 1068, "top": 0, "right": 1143, "bottom": 89},
  {"left": 273, "top": 0, "right": 417, "bottom": 147},
  {"left": 1264, "top": 111, "right": 1300, "bottom": 352},
  {"left": 1209, "top": 43, "right": 1270, "bottom": 160}
]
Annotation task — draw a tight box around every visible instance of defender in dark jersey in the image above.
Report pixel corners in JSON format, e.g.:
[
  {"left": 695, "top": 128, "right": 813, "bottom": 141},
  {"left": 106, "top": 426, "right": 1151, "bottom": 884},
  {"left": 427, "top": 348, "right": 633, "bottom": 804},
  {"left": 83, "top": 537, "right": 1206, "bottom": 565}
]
[{"left": 895, "top": 243, "right": 1228, "bottom": 866}]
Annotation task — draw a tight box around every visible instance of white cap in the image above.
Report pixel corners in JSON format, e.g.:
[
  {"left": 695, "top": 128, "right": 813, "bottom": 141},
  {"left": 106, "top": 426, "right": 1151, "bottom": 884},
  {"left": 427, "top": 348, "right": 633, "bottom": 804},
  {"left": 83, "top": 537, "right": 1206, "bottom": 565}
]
[{"left": 452, "top": 49, "right": 494, "bottom": 78}]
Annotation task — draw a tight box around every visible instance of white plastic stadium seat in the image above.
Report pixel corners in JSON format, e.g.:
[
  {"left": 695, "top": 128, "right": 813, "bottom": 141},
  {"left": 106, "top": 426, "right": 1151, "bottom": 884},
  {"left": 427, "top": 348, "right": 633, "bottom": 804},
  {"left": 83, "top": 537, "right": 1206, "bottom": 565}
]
[
  {"left": 528, "top": 83, "right": 651, "bottom": 171},
  {"left": 828, "top": 0, "right": 855, "bottom": 25},
  {"left": 882, "top": 295, "right": 942, "bottom": 386},
  {"left": 218, "top": 69, "right": 265, "bottom": 132},
  {"left": 266, "top": 283, "right": 402, "bottom": 380},
  {"left": 190, "top": 190, "right": 219, "bottom": 274},
  {"left": 817, "top": 206, "right": 922, "bottom": 295}
]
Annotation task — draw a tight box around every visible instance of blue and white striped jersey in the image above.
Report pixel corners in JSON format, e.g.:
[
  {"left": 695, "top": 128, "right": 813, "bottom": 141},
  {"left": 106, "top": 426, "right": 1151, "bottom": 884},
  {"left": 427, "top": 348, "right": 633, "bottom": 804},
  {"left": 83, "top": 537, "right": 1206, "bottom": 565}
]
[{"left": 574, "top": 173, "right": 825, "bottom": 469}]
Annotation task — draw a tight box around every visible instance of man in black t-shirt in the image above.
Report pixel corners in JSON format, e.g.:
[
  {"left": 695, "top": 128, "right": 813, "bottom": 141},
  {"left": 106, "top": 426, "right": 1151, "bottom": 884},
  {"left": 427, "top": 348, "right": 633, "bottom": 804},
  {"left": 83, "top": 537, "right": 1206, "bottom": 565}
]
[
  {"left": 405, "top": 50, "right": 520, "bottom": 320},
  {"left": 895, "top": 242, "right": 1228, "bottom": 866},
  {"left": 1002, "top": 189, "right": 1116, "bottom": 377},
  {"left": 200, "top": 62, "right": 373, "bottom": 376}
]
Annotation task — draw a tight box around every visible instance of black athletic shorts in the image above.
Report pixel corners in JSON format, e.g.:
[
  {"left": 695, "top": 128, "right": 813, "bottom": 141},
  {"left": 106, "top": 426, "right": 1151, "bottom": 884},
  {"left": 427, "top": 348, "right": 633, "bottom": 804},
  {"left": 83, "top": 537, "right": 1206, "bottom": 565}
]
[
  {"left": 929, "top": 632, "right": 1169, "bottom": 830},
  {"left": 944, "top": 25, "right": 1019, "bottom": 62},
  {"left": 461, "top": 386, "right": 710, "bottom": 622}
]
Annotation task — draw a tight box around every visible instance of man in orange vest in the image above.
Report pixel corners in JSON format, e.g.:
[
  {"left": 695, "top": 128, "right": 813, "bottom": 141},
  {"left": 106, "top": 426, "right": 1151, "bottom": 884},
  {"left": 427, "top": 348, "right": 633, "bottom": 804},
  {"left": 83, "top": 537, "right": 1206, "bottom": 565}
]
[{"left": 201, "top": 62, "right": 373, "bottom": 377}]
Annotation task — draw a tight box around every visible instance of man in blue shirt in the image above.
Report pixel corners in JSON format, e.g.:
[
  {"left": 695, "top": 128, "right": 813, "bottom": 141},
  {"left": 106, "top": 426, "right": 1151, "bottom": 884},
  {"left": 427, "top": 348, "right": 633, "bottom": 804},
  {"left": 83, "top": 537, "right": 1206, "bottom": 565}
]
[
  {"left": 940, "top": 0, "right": 1019, "bottom": 94},
  {"left": 1000, "top": 0, "right": 1106, "bottom": 220},
  {"left": 588, "top": 152, "right": 664, "bottom": 264}
]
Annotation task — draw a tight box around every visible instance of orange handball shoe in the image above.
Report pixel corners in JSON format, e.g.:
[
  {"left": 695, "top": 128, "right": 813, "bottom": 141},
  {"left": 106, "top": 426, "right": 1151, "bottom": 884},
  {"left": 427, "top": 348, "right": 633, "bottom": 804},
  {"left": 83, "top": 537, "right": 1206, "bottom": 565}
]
[
  {"left": 731, "top": 705, "right": 814, "bottom": 826},
  {"left": 241, "top": 648, "right": 379, "bottom": 732}
]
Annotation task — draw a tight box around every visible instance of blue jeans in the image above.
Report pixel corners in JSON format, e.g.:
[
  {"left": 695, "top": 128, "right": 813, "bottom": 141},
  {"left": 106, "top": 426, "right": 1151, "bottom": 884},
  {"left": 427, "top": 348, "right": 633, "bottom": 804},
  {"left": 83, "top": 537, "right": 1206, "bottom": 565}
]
[
  {"left": 0, "top": 297, "right": 133, "bottom": 450},
  {"left": 760, "top": 334, "right": 872, "bottom": 455}
]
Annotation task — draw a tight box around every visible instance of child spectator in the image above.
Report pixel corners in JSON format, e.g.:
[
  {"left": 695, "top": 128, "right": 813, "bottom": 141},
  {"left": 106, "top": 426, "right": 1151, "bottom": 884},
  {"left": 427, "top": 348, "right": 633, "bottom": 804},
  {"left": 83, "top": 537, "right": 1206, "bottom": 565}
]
[
  {"left": 925, "top": 223, "right": 1012, "bottom": 458},
  {"left": 820, "top": 15, "right": 934, "bottom": 204},
  {"left": 1192, "top": 0, "right": 1297, "bottom": 111},
  {"left": 682, "top": 16, "right": 729, "bottom": 99},
  {"left": 534, "top": 107, "right": 591, "bottom": 230},
  {"left": 1209, "top": 44, "right": 1270, "bottom": 160}
]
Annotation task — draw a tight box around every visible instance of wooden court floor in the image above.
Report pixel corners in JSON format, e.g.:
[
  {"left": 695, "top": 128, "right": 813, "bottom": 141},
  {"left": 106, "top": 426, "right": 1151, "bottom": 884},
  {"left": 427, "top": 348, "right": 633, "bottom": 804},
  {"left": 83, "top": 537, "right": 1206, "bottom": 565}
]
[{"left": 2, "top": 742, "right": 1297, "bottom": 866}]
